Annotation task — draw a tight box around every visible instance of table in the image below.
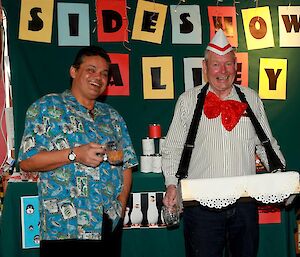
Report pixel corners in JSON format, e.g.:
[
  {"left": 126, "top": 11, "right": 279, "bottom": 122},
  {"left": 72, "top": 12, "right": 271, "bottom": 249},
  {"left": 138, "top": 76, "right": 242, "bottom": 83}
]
[
  {"left": 0, "top": 172, "right": 297, "bottom": 257},
  {"left": 0, "top": 181, "right": 39, "bottom": 257}
]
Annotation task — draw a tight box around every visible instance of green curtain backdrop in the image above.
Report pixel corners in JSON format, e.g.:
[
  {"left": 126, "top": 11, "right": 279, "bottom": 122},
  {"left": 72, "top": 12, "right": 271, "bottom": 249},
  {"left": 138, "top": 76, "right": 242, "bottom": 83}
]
[
  {"left": 1, "top": 1, "right": 299, "bottom": 257},
  {"left": 2, "top": 0, "right": 300, "bottom": 169}
]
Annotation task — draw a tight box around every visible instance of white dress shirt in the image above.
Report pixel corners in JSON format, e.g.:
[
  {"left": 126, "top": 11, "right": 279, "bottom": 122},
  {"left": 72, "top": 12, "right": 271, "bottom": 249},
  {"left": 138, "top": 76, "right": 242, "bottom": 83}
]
[{"left": 161, "top": 84, "right": 285, "bottom": 187}]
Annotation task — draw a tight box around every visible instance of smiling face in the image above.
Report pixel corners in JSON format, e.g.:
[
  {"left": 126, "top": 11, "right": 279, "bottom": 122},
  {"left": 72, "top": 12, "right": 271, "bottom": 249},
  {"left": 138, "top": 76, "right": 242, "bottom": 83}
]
[
  {"left": 70, "top": 55, "right": 110, "bottom": 109},
  {"left": 203, "top": 50, "right": 237, "bottom": 99}
]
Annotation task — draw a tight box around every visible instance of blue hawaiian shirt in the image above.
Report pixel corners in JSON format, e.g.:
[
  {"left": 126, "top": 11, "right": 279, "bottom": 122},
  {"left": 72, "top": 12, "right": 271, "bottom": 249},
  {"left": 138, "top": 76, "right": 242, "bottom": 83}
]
[{"left": 18, "top": 90, "right": 138, "bottom": 240}]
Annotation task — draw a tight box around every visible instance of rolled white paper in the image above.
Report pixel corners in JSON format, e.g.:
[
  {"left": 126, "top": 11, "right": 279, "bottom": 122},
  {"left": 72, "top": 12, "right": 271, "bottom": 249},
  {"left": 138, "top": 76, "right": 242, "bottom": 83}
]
[
  {"left": 159, "top": 137, "right": 165, "bottom": 154},
  {"left": 142, "top": 137, "right": 155, "bottom": 156},
  {"left": 140, "top": 155, "right": 153, "bottom": 173},
  {"left": 152, "top": 155, "right": 162, "bottom": 173}
]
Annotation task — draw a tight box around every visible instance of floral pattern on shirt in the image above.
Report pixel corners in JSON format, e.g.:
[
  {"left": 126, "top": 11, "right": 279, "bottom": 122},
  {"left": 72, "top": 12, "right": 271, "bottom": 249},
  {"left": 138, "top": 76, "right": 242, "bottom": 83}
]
[{"left": 18, "top": 90, "right": 138, "bottom": 240}]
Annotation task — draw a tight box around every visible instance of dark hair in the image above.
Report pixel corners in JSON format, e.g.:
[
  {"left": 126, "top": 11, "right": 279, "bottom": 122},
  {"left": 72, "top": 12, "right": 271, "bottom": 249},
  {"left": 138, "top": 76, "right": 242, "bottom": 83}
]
[{"left": 72, "top": 45, "right": 111, "bottom": 70}]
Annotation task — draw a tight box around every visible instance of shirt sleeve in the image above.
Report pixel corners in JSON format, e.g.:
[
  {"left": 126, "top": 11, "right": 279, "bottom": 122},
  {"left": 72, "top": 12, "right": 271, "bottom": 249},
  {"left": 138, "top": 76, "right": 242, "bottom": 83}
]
[
  {"left": 161, "top": 94, "right": 191, "bottom": 186},
  {"left": 18, "top": 100, "right": 49, "bottom": 163},
  {"left": 109, "top": 108, "right": 138, "bottom": 170}
]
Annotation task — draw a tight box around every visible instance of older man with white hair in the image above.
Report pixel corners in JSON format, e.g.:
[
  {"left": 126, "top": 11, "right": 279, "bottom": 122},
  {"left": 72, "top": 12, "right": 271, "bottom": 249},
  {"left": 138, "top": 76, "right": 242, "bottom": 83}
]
[{"left": 162, "top": 29, "right": 285, "bottom": 257}]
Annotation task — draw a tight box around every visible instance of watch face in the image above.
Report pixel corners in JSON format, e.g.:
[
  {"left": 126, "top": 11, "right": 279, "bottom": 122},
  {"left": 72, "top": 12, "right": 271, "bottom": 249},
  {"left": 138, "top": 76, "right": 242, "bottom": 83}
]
[{"left": 68, "top": 152, "right": 76, "bottom": 161}]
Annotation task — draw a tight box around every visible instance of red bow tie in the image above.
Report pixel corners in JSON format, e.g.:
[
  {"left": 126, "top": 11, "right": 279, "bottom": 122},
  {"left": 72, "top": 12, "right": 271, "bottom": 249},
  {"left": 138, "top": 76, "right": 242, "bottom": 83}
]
[{"left": 203, "top": 91, "right": 248, "bottom": 131}]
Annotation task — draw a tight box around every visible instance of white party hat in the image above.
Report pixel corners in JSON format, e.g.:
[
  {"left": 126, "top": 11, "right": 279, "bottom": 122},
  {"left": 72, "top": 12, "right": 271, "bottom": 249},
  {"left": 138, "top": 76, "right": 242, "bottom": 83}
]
[{"left": 206, "top": 29, "right": 233, "bottom": 56}]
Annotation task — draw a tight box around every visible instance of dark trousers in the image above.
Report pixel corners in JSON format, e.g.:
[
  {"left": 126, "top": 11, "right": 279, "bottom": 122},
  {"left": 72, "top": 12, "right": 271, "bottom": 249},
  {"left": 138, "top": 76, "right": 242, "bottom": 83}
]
[
  {"left": 183, "top": 200, "right": 259, "bottom": 257},
  {"left": 40, "top": 215, "right": 123, "bottom": 257}
]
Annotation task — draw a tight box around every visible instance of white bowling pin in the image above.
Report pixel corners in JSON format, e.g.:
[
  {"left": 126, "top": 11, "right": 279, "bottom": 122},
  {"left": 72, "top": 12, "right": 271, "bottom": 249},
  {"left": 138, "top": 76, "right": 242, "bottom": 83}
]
[
  {"left": 123, "top": 207, "right": 130, "bottom": 226},
  {"left": 130, "top": 193, "right": 143, "bottom": 226},
  {"left": 147, "top": 193, "right": 159, "bottom": 226}
]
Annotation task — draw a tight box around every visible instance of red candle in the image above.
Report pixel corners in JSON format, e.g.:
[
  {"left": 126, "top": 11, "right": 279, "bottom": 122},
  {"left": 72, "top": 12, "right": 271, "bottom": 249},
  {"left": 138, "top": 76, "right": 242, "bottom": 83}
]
[{"left": 148, "top": 124, "right": 162, "bottom": 139}]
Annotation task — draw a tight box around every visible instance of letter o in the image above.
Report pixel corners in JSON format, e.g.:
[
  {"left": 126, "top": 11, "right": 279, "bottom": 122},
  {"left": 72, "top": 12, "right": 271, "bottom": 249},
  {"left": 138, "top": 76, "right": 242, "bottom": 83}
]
[{"left": 249, "top": 16, "right": 267, "bottom": 39}]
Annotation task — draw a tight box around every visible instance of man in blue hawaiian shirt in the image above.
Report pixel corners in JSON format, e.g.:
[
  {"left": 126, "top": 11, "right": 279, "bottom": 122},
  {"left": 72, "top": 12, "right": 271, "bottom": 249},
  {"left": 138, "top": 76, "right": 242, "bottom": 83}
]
[{"left": 18, "top": 46, "right": 138, "bottom": 257}]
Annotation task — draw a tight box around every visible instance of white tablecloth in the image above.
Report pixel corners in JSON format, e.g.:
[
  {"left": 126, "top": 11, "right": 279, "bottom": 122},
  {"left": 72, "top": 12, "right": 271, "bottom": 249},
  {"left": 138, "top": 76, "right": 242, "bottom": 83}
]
[{"left": 181, "top": 171, "right": 300, "bottom": 208}]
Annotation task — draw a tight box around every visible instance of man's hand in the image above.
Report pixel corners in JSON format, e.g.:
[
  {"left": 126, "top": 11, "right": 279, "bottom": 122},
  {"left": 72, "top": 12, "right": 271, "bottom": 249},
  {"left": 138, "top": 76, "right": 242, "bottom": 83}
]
[
  {"left": 74, "top": 142, "right": 106, "bottom": 167},
  {"left": 163, "top": 184, "right": 177, "bottom": 207}
]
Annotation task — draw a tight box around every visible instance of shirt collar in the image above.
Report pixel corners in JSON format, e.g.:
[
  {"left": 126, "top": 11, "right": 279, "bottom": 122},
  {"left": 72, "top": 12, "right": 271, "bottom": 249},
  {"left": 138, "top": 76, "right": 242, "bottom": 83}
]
[
  {"left": 207, "top": 84, "right": 238, "bottom": 101},
  {"left": 61, "top": 89, "right": 108, "bottom": 118}
]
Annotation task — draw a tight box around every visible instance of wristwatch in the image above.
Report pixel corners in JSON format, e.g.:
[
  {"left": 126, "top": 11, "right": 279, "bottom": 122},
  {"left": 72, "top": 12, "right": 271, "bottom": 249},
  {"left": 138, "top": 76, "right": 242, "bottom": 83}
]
[{"left": 68, "top": 148, "right": 76, "bottom": 162}]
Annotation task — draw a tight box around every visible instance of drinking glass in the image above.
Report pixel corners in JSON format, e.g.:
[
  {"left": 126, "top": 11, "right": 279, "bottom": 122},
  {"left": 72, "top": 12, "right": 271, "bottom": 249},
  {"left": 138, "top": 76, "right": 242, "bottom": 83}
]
[
  {"left": 104, "top": 140, "right": 123, "bottom": 166},
  {"left": 162, "top": 204, "right": 180, "bottom": 228}
]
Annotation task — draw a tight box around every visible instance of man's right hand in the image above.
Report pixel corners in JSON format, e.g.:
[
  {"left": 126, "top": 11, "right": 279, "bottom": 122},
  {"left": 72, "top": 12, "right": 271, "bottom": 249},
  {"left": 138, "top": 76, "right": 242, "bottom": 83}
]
[
  {"left": 74, "top": 142, "right": 106, "bottom": 167},
  {"left": 163, "top": 184, "right": 177, "bottom": 207}
]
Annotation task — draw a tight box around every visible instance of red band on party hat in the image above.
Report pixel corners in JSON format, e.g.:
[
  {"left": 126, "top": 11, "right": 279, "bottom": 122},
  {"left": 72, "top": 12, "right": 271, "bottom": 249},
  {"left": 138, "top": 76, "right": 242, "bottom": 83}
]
[{"left": 207, "top": 43, "right": 232, "bottom": 52}]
